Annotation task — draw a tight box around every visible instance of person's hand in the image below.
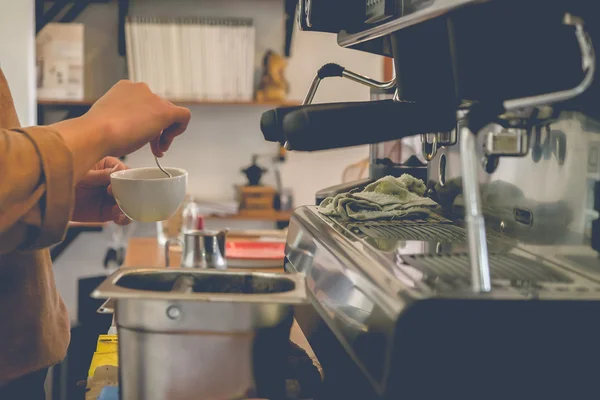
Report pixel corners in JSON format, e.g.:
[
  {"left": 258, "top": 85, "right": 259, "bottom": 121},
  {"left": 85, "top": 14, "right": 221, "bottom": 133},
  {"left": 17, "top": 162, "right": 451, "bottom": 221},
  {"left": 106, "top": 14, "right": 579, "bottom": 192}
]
[
  {"left": 81, "top": 80, "right": 192, "bottom": 158},
  {"left": 72, "top": 157, "right": 130, "bottom": 225},
  {"left": 52, "top": 80, "right": 191, "bottom": 183}
]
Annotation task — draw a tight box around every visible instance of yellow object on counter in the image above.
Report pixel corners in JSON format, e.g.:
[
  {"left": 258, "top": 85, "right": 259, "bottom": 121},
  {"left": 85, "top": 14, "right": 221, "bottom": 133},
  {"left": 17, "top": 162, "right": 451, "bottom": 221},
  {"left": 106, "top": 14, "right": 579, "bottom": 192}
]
[
  {"left": 88, "top": 335, "right": 119, "bottom": 378},
  {"left": 96, "top": 334, "right": 118, "bottom": 352}
]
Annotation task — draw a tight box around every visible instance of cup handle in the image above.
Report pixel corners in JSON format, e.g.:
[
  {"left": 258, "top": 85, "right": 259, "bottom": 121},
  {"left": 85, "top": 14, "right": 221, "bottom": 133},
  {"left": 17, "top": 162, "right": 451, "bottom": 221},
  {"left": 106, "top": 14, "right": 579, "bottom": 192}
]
[{"left": 165, "top": 238, "right": 183, "bottom": 268}]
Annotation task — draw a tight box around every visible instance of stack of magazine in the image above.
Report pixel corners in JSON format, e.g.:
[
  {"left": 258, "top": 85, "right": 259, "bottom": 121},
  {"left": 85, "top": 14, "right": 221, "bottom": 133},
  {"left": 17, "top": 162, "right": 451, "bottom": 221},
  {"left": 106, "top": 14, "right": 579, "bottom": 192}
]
[
  {"left": 195, "top": 199, "right": 239, "bottom": 217},
  {"left": 125, "top": 16, "right": 256, "bottom": 101}
]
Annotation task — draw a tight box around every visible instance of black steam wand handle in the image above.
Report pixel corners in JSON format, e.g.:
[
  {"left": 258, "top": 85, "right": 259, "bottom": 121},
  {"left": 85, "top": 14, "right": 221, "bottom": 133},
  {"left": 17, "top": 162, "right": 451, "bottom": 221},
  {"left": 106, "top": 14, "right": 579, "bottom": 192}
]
[
  {"left": 261, "top": 101, "right": 386, "bottom": 144},
  {"left": 282, "top": 100, "right": 456, "bottom": 152},
  {"left": 259, "top": 65, "right": 349, "bottom": 144},
  {"left": 261, "top": 63, "right": 396, "bottom": 144}
]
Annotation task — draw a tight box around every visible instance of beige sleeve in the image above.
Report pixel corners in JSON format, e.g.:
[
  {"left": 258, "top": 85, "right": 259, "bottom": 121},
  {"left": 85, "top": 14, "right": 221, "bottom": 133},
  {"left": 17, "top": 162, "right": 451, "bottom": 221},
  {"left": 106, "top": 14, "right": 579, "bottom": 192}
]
[{"left": 0, "top": 126, "right": 75, "bottom": 254}]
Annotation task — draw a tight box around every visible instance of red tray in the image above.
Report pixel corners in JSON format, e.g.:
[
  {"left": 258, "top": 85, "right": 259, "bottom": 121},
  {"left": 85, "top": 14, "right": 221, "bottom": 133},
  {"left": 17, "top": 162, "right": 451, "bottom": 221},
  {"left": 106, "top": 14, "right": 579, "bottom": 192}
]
[{"left": 226, "top": 241, "right": 285, "bottom": 260}]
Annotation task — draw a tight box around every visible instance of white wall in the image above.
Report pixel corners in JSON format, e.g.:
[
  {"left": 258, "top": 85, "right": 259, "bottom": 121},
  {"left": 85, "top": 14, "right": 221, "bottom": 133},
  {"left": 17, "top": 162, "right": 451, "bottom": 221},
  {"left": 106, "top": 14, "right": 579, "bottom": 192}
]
[
  {"left": 72, "top": 0, "right": 382, "bottom": 207},
  {"left": 0, "top": 0, "right": 37, "bottom": 125}
]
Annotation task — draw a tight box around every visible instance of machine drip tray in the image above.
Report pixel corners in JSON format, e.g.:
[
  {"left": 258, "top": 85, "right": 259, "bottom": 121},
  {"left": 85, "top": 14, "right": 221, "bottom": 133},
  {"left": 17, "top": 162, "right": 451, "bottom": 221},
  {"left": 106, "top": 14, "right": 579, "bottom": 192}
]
[
  {"left": 351, "top": 221, "right": 467, "bottom": 242},
  {"left": 345, "top": 217, "right": 502, "bottom": 244},
  {"left": 403, "top": 253, "right": 573, "bottom": 284},
  {"left": 561, "top": 254, "right": 600, "bottom": 276}
]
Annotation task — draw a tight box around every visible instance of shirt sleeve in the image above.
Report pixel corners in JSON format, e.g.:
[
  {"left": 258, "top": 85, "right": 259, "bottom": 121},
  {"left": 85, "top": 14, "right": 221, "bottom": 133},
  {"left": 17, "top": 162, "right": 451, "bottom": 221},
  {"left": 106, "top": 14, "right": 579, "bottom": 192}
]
[{"left": 0, "top": 126, "right": 75, "bottom": 254}]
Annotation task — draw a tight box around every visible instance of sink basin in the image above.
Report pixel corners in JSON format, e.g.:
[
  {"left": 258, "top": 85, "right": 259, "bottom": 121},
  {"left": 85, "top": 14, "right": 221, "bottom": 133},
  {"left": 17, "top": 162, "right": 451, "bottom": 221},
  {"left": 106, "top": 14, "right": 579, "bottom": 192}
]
[
  {"left": 92, "top": 267, "right": 305, "bottom": 304},
  {"left": 115, "top": 270, "right": 296, "bottom": 294},
  {"left": 91, "top": 267, "right": 307, "bottom": 400}
]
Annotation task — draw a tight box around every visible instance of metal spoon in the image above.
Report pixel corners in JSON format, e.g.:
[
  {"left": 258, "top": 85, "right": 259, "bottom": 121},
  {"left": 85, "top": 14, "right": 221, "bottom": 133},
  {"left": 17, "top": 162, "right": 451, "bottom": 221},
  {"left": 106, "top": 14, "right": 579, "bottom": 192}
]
[{"left": 155, "top": 156, "right": 172, "bottom": 178}]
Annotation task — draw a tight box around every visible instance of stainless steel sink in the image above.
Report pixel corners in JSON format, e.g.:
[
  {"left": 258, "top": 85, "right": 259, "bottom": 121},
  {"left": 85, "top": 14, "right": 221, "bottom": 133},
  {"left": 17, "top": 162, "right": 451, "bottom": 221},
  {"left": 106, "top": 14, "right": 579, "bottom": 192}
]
[{"left": 92, "top": 267, "right": 307, "bottom": 400}]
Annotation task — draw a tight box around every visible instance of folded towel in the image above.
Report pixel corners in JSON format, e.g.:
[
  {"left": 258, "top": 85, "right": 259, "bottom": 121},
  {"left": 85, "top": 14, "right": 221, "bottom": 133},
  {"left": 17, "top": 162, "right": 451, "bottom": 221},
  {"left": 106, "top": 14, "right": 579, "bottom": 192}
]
[{"left": 318, "top": 175, "right": 441, "bottom": 221}]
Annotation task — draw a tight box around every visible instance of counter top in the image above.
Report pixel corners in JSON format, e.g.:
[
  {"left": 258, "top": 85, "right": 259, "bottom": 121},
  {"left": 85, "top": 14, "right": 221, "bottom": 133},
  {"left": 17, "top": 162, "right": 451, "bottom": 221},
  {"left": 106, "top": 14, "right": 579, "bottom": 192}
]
[{"left": 124, "top": 236, "right": 285, "bottom": 273}]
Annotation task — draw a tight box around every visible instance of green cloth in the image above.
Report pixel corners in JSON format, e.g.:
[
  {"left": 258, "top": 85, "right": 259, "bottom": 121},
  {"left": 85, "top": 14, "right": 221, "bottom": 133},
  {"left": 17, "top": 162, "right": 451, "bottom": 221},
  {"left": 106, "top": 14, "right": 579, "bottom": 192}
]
[{"left": 318, "top": 174, "right": 441, "bottom": 221}]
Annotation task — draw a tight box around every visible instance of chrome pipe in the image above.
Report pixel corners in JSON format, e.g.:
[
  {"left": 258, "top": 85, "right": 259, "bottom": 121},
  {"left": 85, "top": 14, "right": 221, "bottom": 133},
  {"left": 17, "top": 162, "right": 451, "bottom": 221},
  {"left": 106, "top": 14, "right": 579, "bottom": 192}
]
[
  {"left": 504, "top": 14, "right": 595, "bottom": 111},
  {"left": 342, "top": 70, "right": 397, "bottom": 90},
  {"left": 459, "top": 125, "right": 491, "bottom": 293},
  {"left": 302, "top": 68, "right": 396, "bottom": 106},
  {"left": 302, "top": 75, "right": 321, "bottom": 105}
]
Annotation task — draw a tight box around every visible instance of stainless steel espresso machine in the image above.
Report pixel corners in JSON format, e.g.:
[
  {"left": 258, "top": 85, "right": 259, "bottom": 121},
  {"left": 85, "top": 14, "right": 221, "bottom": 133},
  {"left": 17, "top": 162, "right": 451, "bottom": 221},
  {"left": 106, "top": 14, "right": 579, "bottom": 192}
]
[{"left": 261, "top": 1, "right": 600, "bottom": 399}]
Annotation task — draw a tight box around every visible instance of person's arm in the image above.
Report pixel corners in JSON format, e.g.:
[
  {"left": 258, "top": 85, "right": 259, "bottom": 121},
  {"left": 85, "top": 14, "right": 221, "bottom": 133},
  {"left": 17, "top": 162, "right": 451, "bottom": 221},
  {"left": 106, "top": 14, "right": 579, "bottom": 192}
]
[
  {"left": 50, "top": 116, "right": 109, "bottom": 182},
  {"left": 0, "top": 80, "right": 190, "bottom": 255},
  {"left": 0, "top": 126, "right": 79, "bottom": 254}
]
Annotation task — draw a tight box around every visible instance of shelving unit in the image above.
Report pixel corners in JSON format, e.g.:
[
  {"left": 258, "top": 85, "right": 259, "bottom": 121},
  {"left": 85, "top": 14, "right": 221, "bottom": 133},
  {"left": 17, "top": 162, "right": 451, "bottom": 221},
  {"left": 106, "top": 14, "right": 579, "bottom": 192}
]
[
  {"left": 37, "top": 98, "right": 300, "bottom": 125},
  {"left": 38, "top": 98, "right": 300, "bottom": 107},
  {"left": 39, "top": 0, "right": 296, "bottom": 57},
  {"left": 208, "top": 210, "right": 293, "bottom": 222}
]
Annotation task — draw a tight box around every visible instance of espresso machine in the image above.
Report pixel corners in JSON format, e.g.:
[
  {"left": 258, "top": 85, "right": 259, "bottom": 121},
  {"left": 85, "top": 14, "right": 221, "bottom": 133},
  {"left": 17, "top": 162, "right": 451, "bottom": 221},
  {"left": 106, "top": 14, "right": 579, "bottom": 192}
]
[{"left": 261, "top": 0, "right": 600, "bottom": 399}]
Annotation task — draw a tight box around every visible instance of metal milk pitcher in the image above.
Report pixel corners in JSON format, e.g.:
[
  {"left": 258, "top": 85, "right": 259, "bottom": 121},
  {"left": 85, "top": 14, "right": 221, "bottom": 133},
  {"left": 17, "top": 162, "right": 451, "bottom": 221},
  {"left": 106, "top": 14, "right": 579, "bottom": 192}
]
[{"left": 165, "top": 229, "right": 228, "bottom": 269}]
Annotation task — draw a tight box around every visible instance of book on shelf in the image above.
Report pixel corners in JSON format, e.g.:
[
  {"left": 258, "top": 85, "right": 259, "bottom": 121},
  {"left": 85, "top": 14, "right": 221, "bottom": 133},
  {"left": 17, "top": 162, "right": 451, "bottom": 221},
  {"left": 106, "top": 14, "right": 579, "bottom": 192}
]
[{"left": 125, "top": 16, "right": 256, "bottom": 102}]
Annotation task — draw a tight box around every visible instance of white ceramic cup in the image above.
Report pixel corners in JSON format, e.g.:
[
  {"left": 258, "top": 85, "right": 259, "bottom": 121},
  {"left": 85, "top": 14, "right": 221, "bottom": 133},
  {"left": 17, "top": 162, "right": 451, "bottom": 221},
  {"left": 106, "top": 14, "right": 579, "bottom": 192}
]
[{"left": 110, "top": 167, "right": 188, "bottom": 222}]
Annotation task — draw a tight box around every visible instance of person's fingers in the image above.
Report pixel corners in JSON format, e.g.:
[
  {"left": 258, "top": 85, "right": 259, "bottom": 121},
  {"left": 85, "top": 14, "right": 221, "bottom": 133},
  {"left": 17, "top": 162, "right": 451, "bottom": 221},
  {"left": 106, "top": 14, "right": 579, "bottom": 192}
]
[
  {"left": 110, "top": 204, "right": 120, "bottom": 221},
  {"left": 115, "top": 214, "right": 131, "bottom": 225},
  {"left": 102, "top": 157, "right": 128, "bottom": 171},
  {"left": 105, "top": 158, "right": 129, "bottom": 196},
  {"left": 159, "top": 123, "right": 185, "bottom": 153},
  {"left": 154, "top": 105, "right": 191, "bottom": 155},
  {"left": 100, "top": 195, "right": 117, "bottom": 221},
  {"left": 111, "top": 204, "right": 131, "bottom": 225},
  {"left": 86, "top": 158, "right": 128, "bottom": 190},
  {"left": 150, "top": 136, "right": 163, "bottom": 158},
  {"left": 84, "top": 165, "right": 120, "bottom": 187}
]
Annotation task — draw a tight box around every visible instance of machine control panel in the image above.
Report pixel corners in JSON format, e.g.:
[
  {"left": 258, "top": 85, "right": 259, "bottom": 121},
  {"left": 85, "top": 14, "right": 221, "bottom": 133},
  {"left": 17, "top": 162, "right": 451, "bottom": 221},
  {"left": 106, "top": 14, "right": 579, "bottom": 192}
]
[
  {"left": 365, "top": 0, "right": 397, "bottom": 23},
  {"left": 299, "top": 0, "right": 451, "bottom": 34},
  {"left": 298, "top": 0, "right": 365, "bottom": 33},
  {"left": 365, "top": 0, "right": 440, "bottom": 24},
  {"left": 402, "top": 0, "right": 436, "bottom": 15}
]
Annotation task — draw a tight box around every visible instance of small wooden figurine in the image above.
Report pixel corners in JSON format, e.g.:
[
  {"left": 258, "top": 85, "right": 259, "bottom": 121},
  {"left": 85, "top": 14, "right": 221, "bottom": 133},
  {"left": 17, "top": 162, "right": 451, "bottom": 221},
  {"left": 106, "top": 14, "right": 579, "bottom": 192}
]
[{"left": 256, "top": 50, "right": 290, "bottom": 102}]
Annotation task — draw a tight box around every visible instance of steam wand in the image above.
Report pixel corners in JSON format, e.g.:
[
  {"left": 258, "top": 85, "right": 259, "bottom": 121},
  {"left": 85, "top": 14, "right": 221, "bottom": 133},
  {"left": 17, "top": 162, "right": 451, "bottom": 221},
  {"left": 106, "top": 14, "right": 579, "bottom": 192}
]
[{"left": 284, "top": 63, "right": 396, "bottom": 150}]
